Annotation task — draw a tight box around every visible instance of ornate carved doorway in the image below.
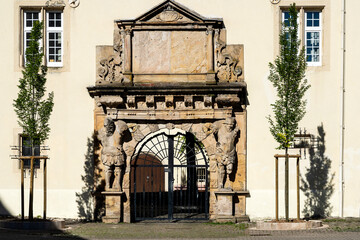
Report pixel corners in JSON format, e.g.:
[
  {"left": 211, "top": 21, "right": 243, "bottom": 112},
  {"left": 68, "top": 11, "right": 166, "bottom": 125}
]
[
  {"left": 131, "top": 131, "right": 209, "bottom": 221},
  {"left": 88, "top": 0, "right": 249, "bottom": 223}
]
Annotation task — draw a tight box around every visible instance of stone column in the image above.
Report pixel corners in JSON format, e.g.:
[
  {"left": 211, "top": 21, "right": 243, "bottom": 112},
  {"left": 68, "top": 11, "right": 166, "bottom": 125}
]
[
  {"left": 123, "top": 27, "right": 132, "bottom": 84},
  {"left": 206, "top": 26, "right": 216, "bottom": 84}
]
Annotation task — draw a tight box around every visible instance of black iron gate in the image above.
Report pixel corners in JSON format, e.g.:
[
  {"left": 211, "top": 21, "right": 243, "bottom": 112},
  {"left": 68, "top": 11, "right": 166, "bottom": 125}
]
[{"left": 131, "top": 132, "right": 209, "bottom": 221}]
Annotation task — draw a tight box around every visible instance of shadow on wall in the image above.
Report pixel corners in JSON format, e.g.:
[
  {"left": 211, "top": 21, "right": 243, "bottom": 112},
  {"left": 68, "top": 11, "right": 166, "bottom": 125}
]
[
  {"left": 301, "top": 123, "right": 335, "bottom": 219},
  {"left": 0, "top": 200, "right": 11, "bottom": 217},
  {"left": 75, "top": 133, "right": 105, "bottom": 221}
]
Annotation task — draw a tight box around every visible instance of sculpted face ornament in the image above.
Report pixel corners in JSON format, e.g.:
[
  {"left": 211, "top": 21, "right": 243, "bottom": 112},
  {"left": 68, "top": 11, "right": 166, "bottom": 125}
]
[{"left": 104, "top": 118, "right": 115, "bottom": 136}]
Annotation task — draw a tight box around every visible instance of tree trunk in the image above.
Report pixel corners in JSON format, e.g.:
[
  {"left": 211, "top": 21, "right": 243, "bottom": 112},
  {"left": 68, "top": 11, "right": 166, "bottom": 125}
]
[
  {"left": 29, "top": 142, "right": 35, "bottom": 220},
  {"left": 285, "top": 147, "right": 289, "bottom": 221}
]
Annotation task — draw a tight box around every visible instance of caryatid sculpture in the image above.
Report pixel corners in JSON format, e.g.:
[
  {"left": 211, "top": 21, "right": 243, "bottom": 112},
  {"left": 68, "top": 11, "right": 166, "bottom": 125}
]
[
  {"left": 214, "top": 117, "right": 239, "bottom": 189},
  {"left": 98, "top": 117, "right": 128, "bottom": 190}
]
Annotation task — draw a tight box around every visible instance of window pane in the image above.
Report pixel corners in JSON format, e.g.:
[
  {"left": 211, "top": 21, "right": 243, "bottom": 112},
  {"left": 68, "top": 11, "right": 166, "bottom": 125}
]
[
  {"left": 26, "top": 20, "right": 32, "bottom": 27},
  {"left": 284, "top": 12, "right": 290, "bottom": 26},
  {"left": 56, "top": 20, "right": 61, "bottom": 27},
  {"left": 314, "top": 20, "right": 320, "bottom": 27},
  {"left": 49, "top": 12, "right": 54, "bottom": 20},
  {"left": 49, "top": 20, "right": 54, "bottom": 27},
  {"left": 307, "top": 20, "right": 312, "bottom": 27}
]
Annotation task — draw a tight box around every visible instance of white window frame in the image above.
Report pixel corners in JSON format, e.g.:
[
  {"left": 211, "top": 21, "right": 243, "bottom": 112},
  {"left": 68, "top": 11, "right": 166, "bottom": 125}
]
[
  {"left": 305, "top": 11, "right": 322, "bottom": 66},
  {"left": 281, "top": 9, "right": 322, "bottom": 67},
  {"left": 23, "top": 10, "right": 63, "bottom": 68},
  {"left": 23, "top": 11, "right": 41, "bottom": 63},
  {"left": 46, "top": 11, "right": 63, "bottom": 67}
]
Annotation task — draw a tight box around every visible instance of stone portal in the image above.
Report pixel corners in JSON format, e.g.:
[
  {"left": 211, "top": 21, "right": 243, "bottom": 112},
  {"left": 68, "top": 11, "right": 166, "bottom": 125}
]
[{"left": 88, "top": 0, "right": 249, "bottom": 223}]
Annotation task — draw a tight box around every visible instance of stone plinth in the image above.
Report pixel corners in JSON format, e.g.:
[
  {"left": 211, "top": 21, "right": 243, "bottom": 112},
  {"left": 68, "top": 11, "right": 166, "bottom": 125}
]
[
  {"left": 215, "top": 190, "right": 250, "bottom": 223},
  {"left": 256, "top": 220, "right": 323, "bottom": 230},
  {"left": 102, "top": 191, "right": 124, "bottom": 223}
]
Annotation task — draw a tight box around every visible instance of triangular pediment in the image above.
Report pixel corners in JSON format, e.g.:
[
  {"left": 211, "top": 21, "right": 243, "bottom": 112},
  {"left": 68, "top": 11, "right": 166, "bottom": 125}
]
[{"left": 134, "top": 0, "right": 219, "bottom": 24}]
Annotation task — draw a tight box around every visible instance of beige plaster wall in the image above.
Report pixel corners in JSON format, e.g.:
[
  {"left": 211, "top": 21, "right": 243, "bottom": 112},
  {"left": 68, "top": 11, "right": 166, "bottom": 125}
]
[{"left": 0, "top": 0, "right": 359, "bottom": 219}]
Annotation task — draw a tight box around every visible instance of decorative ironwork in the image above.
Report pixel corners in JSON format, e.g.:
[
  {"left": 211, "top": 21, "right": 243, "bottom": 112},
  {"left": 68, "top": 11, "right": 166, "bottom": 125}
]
[{"left": 131, "top": 132, "right": 209, "bottom": 221}]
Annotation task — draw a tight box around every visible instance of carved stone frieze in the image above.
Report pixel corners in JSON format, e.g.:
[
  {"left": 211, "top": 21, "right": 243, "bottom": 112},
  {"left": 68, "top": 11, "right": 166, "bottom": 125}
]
[
  {"left": 215, "top": 94, "right": 240, "bottom": 106},
  {"left": 204, "top": 96, "right": 213, "bottom": 108},
  {"left": 165, "top": 95, "right": 174, "bottom": 108},
  {"left": 97, "top": 95, "right": 124, "bottom": 109},
  {"left": 98, "top": 55, "right": 123, "bottom": 83},
  {"left": 46, "top": 0, "right": 65, "bottom": 7},
  {"left": 146, "top": 96, "right": 154, "bottom": 108},
  {"left": 184, "top": 95, "right": 193, "bottom": 108},
  {"left": 127, "top": 96, "right": 136, "bottom": 109}
]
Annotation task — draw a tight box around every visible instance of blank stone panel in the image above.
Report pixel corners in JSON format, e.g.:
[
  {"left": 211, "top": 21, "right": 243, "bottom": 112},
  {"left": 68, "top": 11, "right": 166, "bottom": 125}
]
[{"left": 132, "top": 31, "right": 207, "bottom": 74}]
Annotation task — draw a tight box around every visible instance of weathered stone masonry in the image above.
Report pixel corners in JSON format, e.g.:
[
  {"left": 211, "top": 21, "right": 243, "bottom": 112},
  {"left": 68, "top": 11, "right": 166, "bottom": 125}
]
[{"left": 88, "top": 0, "right": 249, "bottom": 222}]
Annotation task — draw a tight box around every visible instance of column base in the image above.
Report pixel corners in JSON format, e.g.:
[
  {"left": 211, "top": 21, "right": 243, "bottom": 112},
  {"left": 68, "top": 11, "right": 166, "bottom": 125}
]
[{"left": 101, "top": 191, "right": 124, "bottom": 223}]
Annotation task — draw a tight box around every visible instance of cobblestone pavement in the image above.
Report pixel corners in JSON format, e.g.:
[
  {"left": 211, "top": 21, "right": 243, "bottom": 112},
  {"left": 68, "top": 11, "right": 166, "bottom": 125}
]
[
  {"left": 1, "top": 228, "right": 360, "bottom": 240},
  {"left": 0, "top": 219, "right": 359, "bottom": 240}
]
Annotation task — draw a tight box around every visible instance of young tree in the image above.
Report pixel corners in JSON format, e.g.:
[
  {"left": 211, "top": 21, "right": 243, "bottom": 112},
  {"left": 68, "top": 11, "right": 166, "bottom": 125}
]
[
  {"left": 267, "top": 4, "right": 310, "bottom": 221},
  {"left": 13, "top": 21, "right": 54, "bottom": 220}
]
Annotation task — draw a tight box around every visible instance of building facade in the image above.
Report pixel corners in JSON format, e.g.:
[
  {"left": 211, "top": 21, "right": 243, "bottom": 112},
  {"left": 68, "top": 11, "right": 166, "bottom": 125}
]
[{"left": 0, "top": 0, "right": 359, "bottom": 220}]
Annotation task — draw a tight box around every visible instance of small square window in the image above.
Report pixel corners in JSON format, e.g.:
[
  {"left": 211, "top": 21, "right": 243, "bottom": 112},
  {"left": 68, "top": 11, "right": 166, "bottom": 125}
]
[{"left": 20, "top": 135, "right": 40, "bottom": 169}]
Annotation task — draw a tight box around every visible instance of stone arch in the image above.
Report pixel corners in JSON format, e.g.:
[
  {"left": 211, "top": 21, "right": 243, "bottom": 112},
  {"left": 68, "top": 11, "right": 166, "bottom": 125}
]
[{"left": 128, "top": 127, "right": 211, "bottom": 221}]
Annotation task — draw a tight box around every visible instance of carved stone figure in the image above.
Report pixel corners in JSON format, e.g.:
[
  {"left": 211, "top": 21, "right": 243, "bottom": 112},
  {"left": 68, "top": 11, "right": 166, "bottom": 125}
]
[
  {"left": 98, "top": 117, "right": 128, "bottom": 190},
  {"left": 214, "top": 118, "right": 239, "bottom": 189}
]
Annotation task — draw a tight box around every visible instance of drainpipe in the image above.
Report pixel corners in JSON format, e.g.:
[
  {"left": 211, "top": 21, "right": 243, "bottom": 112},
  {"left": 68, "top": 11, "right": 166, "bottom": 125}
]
[{"left": 339, "top": 0, "right": 346, "bottom": 218}]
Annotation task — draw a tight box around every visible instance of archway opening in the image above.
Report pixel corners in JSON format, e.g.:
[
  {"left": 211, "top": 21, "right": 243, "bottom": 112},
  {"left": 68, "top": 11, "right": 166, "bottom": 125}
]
[{"left": 131, "top": 130, "right": 209, "bottom": 221}]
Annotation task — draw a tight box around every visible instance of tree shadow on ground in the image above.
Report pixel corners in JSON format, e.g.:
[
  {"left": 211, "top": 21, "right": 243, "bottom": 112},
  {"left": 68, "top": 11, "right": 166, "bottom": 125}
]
[
  {"left": 75, "top": 133, "right": 105, "bottom": 221},
  {"left": 301, "top": 123, "right": 335, "bottom": 219}
]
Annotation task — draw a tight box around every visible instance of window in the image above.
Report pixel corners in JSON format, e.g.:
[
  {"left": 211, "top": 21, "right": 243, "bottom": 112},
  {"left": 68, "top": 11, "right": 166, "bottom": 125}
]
[
  {"left": 305, "top": 12, "right": 322, "bottom": 66},
  {"left": 20, "top": 135, "right": 40, "bottom": 169},
  {"left": 46, "top": 11, "right": 63, "bottom": 67},
  {"left": 281, "top": 9, "right": 322, "bottom": 66},
  {"left": 23, "top": 10, "right": 63, "bottom": 67},
  {"left": 24, "top": 11, "right": 41, "bottom": 63}
]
